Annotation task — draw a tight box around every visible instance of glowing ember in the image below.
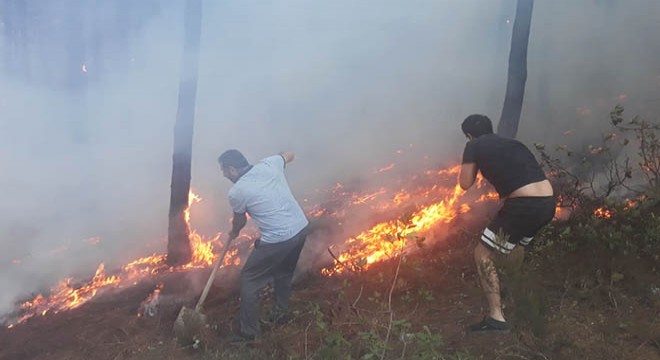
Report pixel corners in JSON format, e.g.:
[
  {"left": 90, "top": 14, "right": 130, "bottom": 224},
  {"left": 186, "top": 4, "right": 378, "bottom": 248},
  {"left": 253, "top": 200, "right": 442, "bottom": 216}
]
[
  {"left": 554, "top": 206, "right": 571, "bottom": 221},
  {"left": 624, "top": 195, "right": 646, "bottom": 210},
  {"left": 594, "top": 207, "right": 614, "bottom": 219}
]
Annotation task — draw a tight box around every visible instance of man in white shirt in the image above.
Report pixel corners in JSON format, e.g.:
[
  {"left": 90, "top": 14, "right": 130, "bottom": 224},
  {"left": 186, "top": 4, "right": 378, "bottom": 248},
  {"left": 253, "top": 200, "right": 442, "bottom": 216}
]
[{"left": 218, "top": 149, "right": 309, "bottom": 342}]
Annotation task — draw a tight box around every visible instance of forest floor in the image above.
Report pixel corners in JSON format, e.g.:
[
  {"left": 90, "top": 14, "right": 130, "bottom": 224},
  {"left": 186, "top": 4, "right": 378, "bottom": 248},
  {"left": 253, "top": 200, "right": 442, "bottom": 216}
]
[{"left": 2, "top": 207, "right": 659, "bottom": 360}]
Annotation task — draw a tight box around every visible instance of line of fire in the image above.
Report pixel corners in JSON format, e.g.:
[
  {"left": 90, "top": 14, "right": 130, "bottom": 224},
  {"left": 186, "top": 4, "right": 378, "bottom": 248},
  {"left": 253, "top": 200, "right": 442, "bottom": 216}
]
[{"left": 5, "top": 156, "right": 632, "bottom": 330}]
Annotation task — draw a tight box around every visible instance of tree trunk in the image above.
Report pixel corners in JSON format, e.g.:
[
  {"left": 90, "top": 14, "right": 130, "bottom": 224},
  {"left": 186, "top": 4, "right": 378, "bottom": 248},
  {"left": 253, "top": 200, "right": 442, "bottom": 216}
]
[
  {"left": 166, "top": 0, "right": 202, "bottom": 266},
  {"left": 497, "top": 0, "right": 534, "bottom": 139}
]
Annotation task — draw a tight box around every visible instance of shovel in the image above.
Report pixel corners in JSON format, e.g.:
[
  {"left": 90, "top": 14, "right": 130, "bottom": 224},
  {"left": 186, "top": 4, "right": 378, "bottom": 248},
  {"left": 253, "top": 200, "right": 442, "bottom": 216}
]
[{"left": 173, "top": 235, "right": 234, "bottom": 343}]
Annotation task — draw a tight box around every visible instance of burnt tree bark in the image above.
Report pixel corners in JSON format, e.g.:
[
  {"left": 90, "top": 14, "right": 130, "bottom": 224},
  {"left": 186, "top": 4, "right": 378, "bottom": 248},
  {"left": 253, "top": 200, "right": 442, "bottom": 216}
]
[
  {"left": 497, "top": 0, "right": 534, "bottom": 139},
  {"left": 166, "top": 0, "right": 202, "bottom": 266}
]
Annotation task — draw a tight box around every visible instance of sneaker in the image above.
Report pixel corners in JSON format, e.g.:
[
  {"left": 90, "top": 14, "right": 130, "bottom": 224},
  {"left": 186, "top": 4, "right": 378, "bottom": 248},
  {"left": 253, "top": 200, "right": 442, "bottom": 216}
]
[
  {"left": 227, "top": 331, "right": 256, "bottom": 343},
  {"left": 468, "top": 317, "right": 510, "bottom": 333}
]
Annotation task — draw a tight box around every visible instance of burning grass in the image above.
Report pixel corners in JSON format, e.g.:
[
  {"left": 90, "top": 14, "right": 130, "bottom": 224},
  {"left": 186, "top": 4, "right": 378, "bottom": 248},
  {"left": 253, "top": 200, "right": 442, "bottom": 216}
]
[
  {"left": 1, "top": 180, "right": 659, "bottom": 359},
  {"left": 4, "top": 193, "right": 237, "bottom": 328},
  {"left": 3, "top": 162, "right": 500, "bottom": 330}
]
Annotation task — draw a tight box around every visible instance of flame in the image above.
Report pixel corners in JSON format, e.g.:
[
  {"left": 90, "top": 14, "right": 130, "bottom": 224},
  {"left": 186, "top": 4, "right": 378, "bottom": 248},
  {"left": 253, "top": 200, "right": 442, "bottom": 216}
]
[
  {"left": 6, "top": 190, "right": 233, "bottom": 328},
  {"left": 553, "top": 195, "right": 575, "bottom": 221},
  {"left": 624, "top": 195, "right": 646, "bottom": 210},
  {"left": 138, "top": 283, "right": 164, "bottom": 317},
  {"left": 476, "top": 192, "right": 499, "bottom": 203},
  {"left": 351, "top": 188, "right": 387, "bottom": 205},
  {"left": 594, "top": 207, "right": 613, "bottom": 219},
  {"left": 554, "top": 206, "right": 571, "bottom": 221},
  {"left": 323, "top": 183, "right": 467, "bottom": 275},
  {"left": 6, "top": 164, "right": 498, "bottom": 328}
]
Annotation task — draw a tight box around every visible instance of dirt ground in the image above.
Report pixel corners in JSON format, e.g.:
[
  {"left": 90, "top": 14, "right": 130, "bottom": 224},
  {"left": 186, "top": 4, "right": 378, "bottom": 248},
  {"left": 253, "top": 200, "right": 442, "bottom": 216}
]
[{"left": 1, "top": 219, "right": 659, "bottom": 360}]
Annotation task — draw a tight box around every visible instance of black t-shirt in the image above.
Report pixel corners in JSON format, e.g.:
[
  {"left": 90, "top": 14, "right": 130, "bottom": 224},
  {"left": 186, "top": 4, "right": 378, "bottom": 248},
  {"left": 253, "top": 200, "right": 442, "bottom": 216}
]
[{"left": 462, "top": 133, "right": 546, "bottom": 198}]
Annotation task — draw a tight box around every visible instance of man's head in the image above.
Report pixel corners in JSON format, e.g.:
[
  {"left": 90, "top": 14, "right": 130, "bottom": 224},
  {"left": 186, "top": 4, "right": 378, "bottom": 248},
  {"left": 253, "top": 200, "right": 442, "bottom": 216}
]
[
  {"left": 218, "top": 149, "right": 250, "bottom": 183},
  {"left": 461, "top": 114, "right": 494, "bottom": 139}
]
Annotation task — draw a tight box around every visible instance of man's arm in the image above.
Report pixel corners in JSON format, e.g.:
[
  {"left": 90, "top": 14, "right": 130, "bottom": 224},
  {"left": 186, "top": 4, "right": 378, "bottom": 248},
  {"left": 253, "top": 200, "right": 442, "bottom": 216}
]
[
  {"left": 279, "top": 151, "right": 295, "bottom": 165},
  {"left": 459, "top": 163, "right": 478, "bottom": 190},
  {"left": 229, "top": 212, "right": 247, "bottom": 239}
]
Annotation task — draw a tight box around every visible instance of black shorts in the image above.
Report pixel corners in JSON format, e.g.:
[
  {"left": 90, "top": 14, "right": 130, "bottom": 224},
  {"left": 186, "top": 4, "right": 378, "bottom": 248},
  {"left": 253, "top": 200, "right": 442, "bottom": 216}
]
[{"left": 480, "top": 196, "right": 555, "bottom": 254}]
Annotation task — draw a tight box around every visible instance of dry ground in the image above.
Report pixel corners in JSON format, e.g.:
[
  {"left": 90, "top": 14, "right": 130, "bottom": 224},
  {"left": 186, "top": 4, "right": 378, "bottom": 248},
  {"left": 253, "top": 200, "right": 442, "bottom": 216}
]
[{"left": 1, "top": 219, "right": 659, "bottom": 360}]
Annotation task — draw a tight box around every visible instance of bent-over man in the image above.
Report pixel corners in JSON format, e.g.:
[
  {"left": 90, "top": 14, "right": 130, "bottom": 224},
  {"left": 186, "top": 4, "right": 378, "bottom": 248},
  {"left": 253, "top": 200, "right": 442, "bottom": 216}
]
[
  {"left": 218, "top": 149, "right": 309, "bottom": 342},
  {"left": 459, "top": 114, "right": 555, "bottom": 333}
]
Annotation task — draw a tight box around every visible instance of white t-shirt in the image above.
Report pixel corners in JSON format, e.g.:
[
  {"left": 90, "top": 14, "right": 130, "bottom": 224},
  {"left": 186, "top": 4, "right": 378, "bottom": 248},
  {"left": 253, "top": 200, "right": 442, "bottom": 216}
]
[{"left": 227, "top": 155, "right": 309, "bottom": 243}]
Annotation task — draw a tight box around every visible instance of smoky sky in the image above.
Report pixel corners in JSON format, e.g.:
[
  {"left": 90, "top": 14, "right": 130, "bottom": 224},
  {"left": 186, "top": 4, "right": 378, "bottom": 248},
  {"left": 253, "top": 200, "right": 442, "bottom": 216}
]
[{"left": 1, "top": 0, "right": 659, "bottom": 316}]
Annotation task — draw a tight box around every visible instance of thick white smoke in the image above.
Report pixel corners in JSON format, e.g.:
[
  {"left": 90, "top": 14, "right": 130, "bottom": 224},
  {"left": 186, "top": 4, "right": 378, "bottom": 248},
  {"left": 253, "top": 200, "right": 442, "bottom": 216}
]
[{"left": 1, "top": 0, "right": 659, "bottom": 316}]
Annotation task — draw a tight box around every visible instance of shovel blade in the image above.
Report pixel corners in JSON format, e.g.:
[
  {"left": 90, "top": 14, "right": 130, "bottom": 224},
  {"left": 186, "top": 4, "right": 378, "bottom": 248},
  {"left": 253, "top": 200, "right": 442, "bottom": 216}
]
[{"left": 173, "top": 306, "right": 208, "bottom": 344}]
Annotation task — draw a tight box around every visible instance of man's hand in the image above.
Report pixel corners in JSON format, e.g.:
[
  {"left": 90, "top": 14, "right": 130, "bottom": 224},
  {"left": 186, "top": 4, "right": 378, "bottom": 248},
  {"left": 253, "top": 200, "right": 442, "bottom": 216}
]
[
  {"left": 229, "top": 212, "right": 247, "bottom": 240},
  {"left": 459, "top": 163, "right": 477, "bottom": 190},
  {"left": 228, "top": 230, "right": 240, "bottom": 240},
  {"left": 279, "top": 151, "right": 295, "bottom": 165}
]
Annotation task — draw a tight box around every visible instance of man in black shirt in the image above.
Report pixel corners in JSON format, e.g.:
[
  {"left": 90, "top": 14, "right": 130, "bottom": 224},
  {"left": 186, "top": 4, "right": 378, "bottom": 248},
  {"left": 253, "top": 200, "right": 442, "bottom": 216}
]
[{"left": 459, "top": 114, "right": 555, "bottom": 333}]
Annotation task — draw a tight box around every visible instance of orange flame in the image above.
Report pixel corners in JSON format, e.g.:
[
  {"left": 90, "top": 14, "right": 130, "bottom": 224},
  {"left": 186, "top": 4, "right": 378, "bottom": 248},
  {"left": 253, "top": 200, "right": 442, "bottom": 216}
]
[
  {"left": 323, "top": 183, "right": 467, "bottom": 275},
  {"left": 6, "top": 164, "right": 498, "bottom": 328},
  {"left": 594, "top": 207, "right": 613, "bottom": 219},
  {"left": 138, "top": 283, "right": 164, "bottom": 317},
  {"left": 6, "top": 190, "right": 233, "bottom": 328}
]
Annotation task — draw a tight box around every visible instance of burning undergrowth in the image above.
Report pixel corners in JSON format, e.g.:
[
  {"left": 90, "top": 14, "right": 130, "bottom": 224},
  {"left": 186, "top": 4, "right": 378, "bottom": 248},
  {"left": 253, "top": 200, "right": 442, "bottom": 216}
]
[
  {"left": 2, "top": 108, "right": 658, "bottom": 359},
  {"left": 2, "top": 160, "right": 499, "bottom": 330}
]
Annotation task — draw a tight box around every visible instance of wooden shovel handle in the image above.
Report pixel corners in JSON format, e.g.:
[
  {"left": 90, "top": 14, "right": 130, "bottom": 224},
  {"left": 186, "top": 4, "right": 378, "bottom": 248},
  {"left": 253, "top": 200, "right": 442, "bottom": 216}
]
[{"left": 194, "top": 236, "right": 234, "bottom": 311}]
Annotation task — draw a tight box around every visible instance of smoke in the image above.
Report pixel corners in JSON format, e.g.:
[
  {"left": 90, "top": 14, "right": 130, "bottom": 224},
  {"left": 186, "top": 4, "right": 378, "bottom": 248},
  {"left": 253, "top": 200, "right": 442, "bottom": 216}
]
[{"left": 1, "top": 0, "right": 660, "bottom": 316}]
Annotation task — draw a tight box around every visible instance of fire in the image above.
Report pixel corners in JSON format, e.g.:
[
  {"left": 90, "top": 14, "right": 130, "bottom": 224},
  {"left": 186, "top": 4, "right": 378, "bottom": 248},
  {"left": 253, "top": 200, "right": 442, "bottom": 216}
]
[
  {"left": 6, "top": 164, "right": 499, "bottom": 328},
  {"left": 138, "top": 283, "right": 164, "bottom": 317},
  {"left": 554, "top": 206, "right": 571, "bottom": 221},
  {"left": 594, "top": 207, "right": 614, "bottom": 219},
  {"left": 476, "top": 192, "right": 499, "bottom": 203},
  {"left": 322, "top": 183, "right": 469, "bottom": 275},
  {"left": 5, "top": 190, "right": 233, "bottom": 328},
  {"left": 351, "top": 188, "right": 387, "bottom": 205},
  {"left": 624, "top": 195, "right": 646, "bottom": 210}
]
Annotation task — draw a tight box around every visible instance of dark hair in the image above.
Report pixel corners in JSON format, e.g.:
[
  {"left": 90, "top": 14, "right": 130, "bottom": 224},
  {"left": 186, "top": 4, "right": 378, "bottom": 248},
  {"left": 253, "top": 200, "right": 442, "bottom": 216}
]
[
  {"left": 218, "top": 149, "right": 249, "bottom": 169},
  {"left": 461, "top": 114, "right": 493, "bottom": 138}
]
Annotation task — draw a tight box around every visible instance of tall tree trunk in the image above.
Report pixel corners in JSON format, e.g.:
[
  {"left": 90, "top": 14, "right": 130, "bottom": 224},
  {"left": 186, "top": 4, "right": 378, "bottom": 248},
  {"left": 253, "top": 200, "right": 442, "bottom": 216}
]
[
  {"left": 166, "top": 0, "right": 202, "bottom": 266},
  {"left": 497, "top": 0, "right": 534, "bottom": 139}
]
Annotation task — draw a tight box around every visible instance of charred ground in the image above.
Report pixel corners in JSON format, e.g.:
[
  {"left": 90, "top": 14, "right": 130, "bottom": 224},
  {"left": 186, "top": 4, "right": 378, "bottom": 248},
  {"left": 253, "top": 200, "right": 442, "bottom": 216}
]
[
  {"left": 1, "top": 199, "right": 658, "bottom": 360},
  {"left": 2, "top": 107, "right": 659, "bottom": 360}
]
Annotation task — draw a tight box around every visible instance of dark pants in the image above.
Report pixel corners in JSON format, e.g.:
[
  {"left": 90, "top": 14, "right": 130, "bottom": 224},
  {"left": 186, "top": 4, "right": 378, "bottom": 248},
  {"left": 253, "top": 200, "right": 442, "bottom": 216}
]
[{"left": 239, "top": 228, "right": 307, "bottom": 336}]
